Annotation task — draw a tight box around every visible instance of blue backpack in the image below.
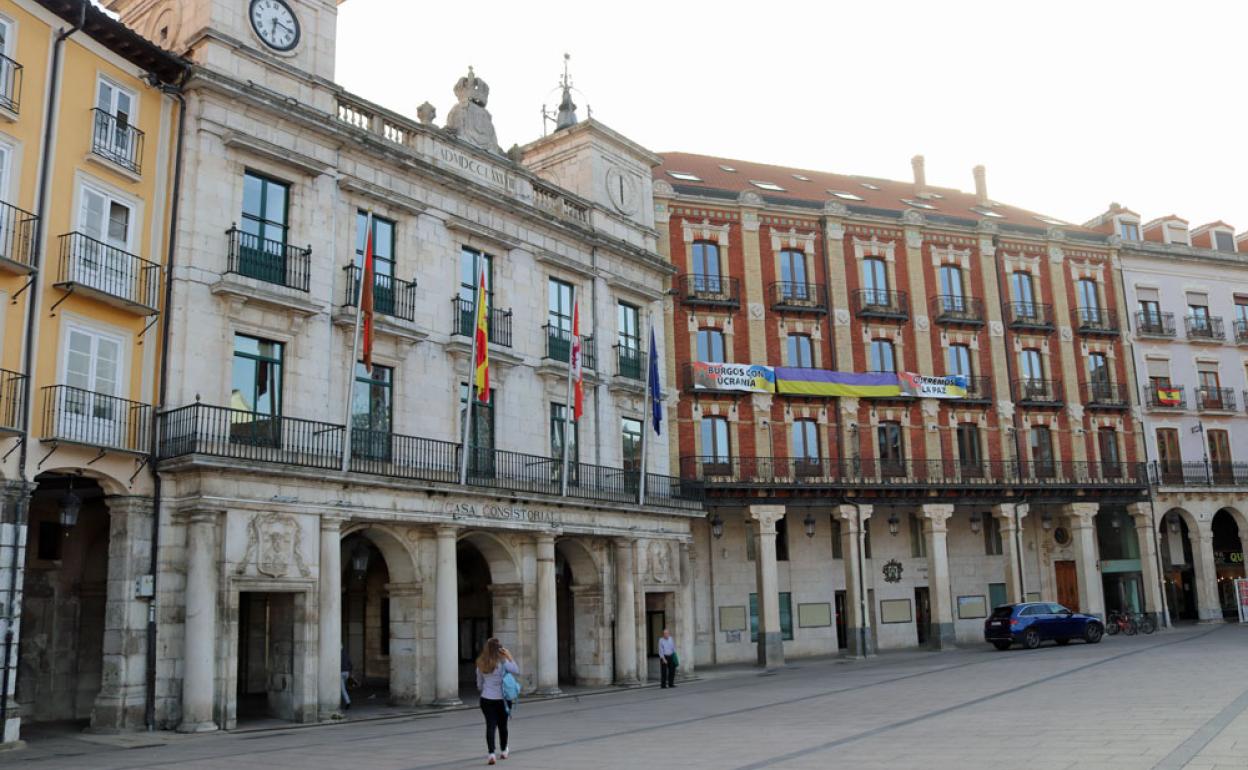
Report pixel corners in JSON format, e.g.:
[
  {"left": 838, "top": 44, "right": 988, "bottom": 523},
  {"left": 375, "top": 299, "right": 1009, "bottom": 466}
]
[{"left": 501, "top": 671, "right": 521, "bottom": 713}]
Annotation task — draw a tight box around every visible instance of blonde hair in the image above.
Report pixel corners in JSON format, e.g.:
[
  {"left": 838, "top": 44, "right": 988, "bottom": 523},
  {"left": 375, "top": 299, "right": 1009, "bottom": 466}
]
[{"left": 475, "top": 637, "right": 504, "bottom": 674}]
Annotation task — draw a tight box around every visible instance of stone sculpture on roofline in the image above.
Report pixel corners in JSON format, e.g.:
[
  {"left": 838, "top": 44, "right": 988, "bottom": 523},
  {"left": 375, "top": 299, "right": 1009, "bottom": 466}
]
[{"left": 445, "top": 66, "right": 502, "bottom": 155}]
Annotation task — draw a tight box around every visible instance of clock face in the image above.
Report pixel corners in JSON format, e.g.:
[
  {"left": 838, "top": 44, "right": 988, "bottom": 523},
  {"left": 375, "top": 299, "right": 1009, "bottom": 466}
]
[
  {"left": 605, "top": 166, "right": 638, "bottom": 215},
  {"left": 249, "top": 0, "right": 300, "bottom": 52}
]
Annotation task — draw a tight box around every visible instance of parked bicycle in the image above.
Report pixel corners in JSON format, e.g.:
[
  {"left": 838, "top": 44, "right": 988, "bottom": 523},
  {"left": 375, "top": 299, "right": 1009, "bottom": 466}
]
[{"left": 1105, "top": 610, "right": 1156, "bottom": 636}]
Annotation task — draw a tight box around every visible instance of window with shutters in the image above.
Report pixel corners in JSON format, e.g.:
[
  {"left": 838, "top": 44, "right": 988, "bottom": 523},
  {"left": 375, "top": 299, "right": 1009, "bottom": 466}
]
[
  {"left": 59, "top": 323, "right": 125, "bottom": 444},
  {"left": 73, "top": 184, "right": 136, "bottom": 298}
]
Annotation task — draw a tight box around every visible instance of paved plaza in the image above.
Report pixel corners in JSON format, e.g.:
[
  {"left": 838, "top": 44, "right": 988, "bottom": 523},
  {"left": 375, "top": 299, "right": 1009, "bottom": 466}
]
[{"left": 3, "top": 624, "right": 1245, "bottom": 770}]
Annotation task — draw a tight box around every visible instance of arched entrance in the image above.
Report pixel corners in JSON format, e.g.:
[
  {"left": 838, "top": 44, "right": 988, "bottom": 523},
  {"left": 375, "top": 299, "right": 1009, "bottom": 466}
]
[
  {"left": 1159, "top": 509, "right": 1198, "bottom": 621},
  {"left": 1095, "top": 506, "right": 1143, "bottom": 615},
  {"left": 457, "top": 541, "right": 493, "bottom": 687},
  {"left": 456, "top": 532, "right": 522, "bottom": 697},
  {"left": 1212, "top": 509, "right": 1246, "bottom": 619},
  {"left": 554, "top": 539, "right": 605, "bottom": 687}
]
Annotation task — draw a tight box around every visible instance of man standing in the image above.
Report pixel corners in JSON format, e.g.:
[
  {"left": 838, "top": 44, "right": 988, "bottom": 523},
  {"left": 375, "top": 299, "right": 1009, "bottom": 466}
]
[
  {"left": 658, "top": 628, "right": 678, "bottom": 688},
  {"left": 341, "top": 648, "right": 353, "bottom": 710}
]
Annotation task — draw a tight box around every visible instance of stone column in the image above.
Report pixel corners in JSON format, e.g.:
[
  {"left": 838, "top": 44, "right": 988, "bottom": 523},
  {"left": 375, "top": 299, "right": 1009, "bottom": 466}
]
[
  {"left": 178, "top": 510, "right": 220, "bottom": 733},
  {"left": 919, "top": 504, "right": 956, "bottom": 650},
  {"left": 535, "top": 534, "right": 560, "bottom": 695},
  {"left": 386, "top": 582, "right": 422, "bottom": 706},
  {"left": 613, "top": 538, "right": 638, "bottom": 684},
  {"left": 1063, "top": 502, "right": 1105, "bottom": 619},
  {"left": 1191, "top": 526, "right": 1224, "bottom": 622},
  {"left": 835, "top": 504, "right": 873, "bottom": 658},
  {"left": 1126, "top": 504, "right": 1165, "bottom": 626},
  {"left": 748, "top": 505, "right": 786, "bottom": 668},
  {"left": 676, "top": 541, "right": 694, "bottom": 679},
  {"left": 92, "top": 496, "right": 155, "bottom": 732},
  {"left": 434, "top": 525, "right": 461, "bottom": 706},
  {"left": 0, "top": 482, "right": 32, "bottom": 746},
  {"left": 991, "top": 503, "right": 1028, "bottom": 604},
  {"left": 317, "top": 517, "right": 344, "bottom": 719}
]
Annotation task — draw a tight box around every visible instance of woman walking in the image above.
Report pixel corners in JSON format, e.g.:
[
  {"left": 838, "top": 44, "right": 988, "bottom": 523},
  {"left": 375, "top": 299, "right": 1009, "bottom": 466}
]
[{"left": 476, "top": 638, "right": 519, "bottom": 765}]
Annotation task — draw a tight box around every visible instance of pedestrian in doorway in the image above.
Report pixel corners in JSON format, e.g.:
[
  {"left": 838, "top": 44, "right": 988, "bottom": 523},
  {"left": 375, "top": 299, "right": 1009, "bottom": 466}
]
[
  {"left": 658, "top": 628, "right": 678, "bottom": 688},
  {"left": 476, "top": 637, "right": 519, "bottom": 765},
  {"left": 340, "top": 648, "right": 353, "bottom": 710}
]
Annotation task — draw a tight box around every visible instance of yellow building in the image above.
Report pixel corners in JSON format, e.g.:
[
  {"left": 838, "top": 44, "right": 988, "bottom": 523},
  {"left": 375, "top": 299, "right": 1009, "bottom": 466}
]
[{"left": 0, "top": 0, "right": 184, "bottom": 742}]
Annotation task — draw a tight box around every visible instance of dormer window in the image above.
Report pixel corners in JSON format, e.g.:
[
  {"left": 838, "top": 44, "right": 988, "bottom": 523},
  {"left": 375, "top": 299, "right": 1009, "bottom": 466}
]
[
  {"left": 1118, "top": 220, "right": 1140, "bottom": 241},
  {"left": 1164, "top": 223, "right": 1189, "bottom": 245},
  {"left": 1214, "top": 230, "right": 1235, "bottom": 252}
]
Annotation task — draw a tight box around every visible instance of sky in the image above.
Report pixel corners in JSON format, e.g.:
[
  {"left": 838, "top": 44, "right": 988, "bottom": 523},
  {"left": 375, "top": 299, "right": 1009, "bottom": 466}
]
[{"left": 336, "top": 1, "right": 1248, "bottom": 230}]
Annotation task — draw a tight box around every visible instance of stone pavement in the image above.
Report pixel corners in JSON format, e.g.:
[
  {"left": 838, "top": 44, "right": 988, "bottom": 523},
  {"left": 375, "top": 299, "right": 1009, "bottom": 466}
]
[{"left": 1, "top": 624, "right": 1245, "bottom": 770}]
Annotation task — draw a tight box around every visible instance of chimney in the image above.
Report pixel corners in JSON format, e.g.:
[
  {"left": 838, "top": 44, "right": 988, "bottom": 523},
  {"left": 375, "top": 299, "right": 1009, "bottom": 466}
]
[
  {"left": 973, "top": 165, "right": 988, "bottom": 205},
  {"left": 911, "top": 155, "right": 926, "bottom": 190}
]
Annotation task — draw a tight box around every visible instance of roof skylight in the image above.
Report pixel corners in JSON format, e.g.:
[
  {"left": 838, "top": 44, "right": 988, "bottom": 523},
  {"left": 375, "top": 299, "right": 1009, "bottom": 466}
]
[
  {"left": 860, "top": 182, "right": 881, "bottom": 191},
  {"left": 719, "top": 165, "right": 737, "bottom": 172},
  {"left": 828, "top": 191, "right": 864, "bottom": 201},
  {"left": 1035, "top": 216, "right": 1068, "bottom": 226},
  {"left": 792, "top": 174, "right": 811, "bottom": 182},
  {"left": 750, "top": 180, "right": 786, "bottom": 192},
  {"left": 667, "top": 171, "right": 703, "bottom": 182},
  {"left": 972, "top": 207, "right": 1005, "bottom": 219},
  {"left": 902, "top": 199, "right": 937, "bottom": 210}
]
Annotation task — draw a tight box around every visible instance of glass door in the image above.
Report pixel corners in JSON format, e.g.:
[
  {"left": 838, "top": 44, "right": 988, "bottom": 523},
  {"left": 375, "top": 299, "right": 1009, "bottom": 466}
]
[{"left": 61, "top": 326, "right": 123, "bottom": 447}]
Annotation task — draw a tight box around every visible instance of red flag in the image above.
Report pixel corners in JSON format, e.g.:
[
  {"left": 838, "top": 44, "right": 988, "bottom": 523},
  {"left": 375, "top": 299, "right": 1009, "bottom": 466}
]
[
  {"left": 360, "top": 222, "right": 375, "bottom": 373},
  {"left": 571, "top": 300, "right": 583, "bottom": 420},
  {"left": 474, "top": 268, "right": 490, "bottom": 403}
]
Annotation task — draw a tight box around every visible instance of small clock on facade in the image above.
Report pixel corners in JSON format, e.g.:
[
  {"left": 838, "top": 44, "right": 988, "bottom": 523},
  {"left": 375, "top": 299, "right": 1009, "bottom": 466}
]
[
  {"left": 605, "top": 166, "right": 638, "bottom": 215},
  {"left": 249, "top": 0, "right": 301, "bottom": 52}
]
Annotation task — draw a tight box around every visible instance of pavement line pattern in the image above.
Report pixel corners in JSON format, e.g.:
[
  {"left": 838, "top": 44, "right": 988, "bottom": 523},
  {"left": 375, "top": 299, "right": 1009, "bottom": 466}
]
[
  {"left": 1151, "top": 684, "right": 1248, "bottom": 770},
  {"left": 404, "top": 626, "right": 1225, "bottom": 770}
]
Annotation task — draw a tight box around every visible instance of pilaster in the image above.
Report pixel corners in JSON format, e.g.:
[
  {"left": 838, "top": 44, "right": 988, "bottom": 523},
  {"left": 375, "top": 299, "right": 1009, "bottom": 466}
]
[
  {"left": 918, "top": 504, "right": 956, "bottom": 649},
  {"left": 748, "top": 505, "right": 786, "bottom": 668},
  {"left": 834, "top": 504, "right": 873, "bottom": 657},
  {"left": 1062, "top": 502, "right": 1104, "bottom": 619},
  {"left": 991, "top": 503, "right": 1028, "bottom": 604},
  {"left": 1126, "top": 503, "right": 1165, "bottom": 626}
]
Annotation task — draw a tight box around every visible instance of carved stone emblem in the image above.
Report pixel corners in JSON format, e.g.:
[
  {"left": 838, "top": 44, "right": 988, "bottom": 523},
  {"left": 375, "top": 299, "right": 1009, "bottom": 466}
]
[
  {"left": 648, "top": 541, "right": 674, "bottom": 583},
  {"left": 882, "top": 558, "right": 904, "bottom": 583},
  {"left": 445, "top": 67, "right": 502, "bottom": 155},
  {"left": 236, "top": 513, "right": 311, "bottom": 578}
]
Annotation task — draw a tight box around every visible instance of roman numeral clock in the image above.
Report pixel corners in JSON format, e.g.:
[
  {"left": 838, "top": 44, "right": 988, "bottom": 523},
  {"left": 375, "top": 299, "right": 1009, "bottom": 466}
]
[{"left": 249, "top": 0, "right": 301, "bottom": 52}]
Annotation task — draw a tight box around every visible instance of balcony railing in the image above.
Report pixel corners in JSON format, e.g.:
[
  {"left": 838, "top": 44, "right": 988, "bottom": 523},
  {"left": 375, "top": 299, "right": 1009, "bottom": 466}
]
[
  {"left": 1152, "top": 461, "right": 1248, "bottom": 488},
  {"left": 769, "top": 282, "right": 828, "bottom": 313},
  {"left": 1083, "top": 380, "right": 1129, "bottom": 408},
  {"left": 851, "top": 289, "right": 909, "bottom": 320},
  {"left": 676, "top": 274, "right": 740, "bottom": 308},
  {"left": 0, "top": 369, "right": 25, "bottom": 434},
  {"left": 1075, "top": 306, "right": 1119, "bottom": 335},
  {"left": 1185, "top": 315, "right": 1225, "bottom": 341},
  {"left": 452, "top": 297, "right": 513, "bottom": 347},
  {"left": 41, "top": 385, "right": 150, "bottom": 454},
  {"left": 0, "top": 200, "right": 38, "bottom": 270},
  {"left": 616, "top": 344, "right": 643, "bottom": 380},
  {"left": 342, "top": 265, "right": 417, "bottom": 322},
  {"left": 962, "top": 375, "right": 993, "bottom": 402},
  {"left": 543, "top": 324, "right": 596, "bottom": 370},
  {"left": 1196, "top": 387, "right": 1236, "bottom": 412},
  {"left": 1006, "top": 302, "right": 1054, "bottom": 330},
  {"left": 90, "top": 108, "right": 144, "bottom": 174},
  {"left": 679, "top": 456, "right": 1147, "bottom": 490},
  {"left": 55, "top": 232, "right": 160, "bottom": 312},
  {"left": 0, "top": 53, "right": 22, "bottom": 115},
  {"left": 1135, "top": 311, "right": 1176, "bottom": 338},
  {"left": 226, "top": 227, "right": 311, "bottom": 291},
  {"left": 157, "top": 403, "right": 696, "bottom": 507},
  {"left": 931, "top": 295, "right": 984, "bottom": 325},
  {"left": 1144, "top": 384, "right": 1186, "bottom": 409},
  {"left": 1013, "top": 378, "right": 1062, "bottom": 404},
  {"left": 1235, "top": 319, "right": 1248, "bottom": 344}
]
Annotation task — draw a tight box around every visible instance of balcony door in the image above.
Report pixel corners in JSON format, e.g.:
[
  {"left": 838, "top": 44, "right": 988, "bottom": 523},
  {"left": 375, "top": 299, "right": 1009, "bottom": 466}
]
[
  {"left": 548, "top": 278, "right": 574, "bottom": 362},
  {"left": 60, "top": 324, "right": 124, "bottom": 447},
  {"left": 94, "top": 78, "right": 136, "bottom": 164},
  {"left": 779, "top": 249, "right": 808, "bottom": 299},
  {"left": 939, "top": 265, "right": 965, "bottom": 313},
  {"left": 354, "top": 212, "right": 395, "bottom": 315},
  {"left": 76, "top": 185, "right": 134, "bottom": 296},
  {"left": 791, "top": 419, "right": 820, "bottom": 476},
  {"left": 862, "top": 257, "right": 888, "bottom": 306},
  {"left": 1156, "top": 428, "right": 1182, "bottom": 483},
  {"left": 877, "top": 421, "right": 905, "bottom": 477},
  {"left": 458, "top": 248, "right": 492, "bottom": 337},
  {"left": 1012, "top": 271, "right": 1037, "bottom": 315},
  {"left": 691, "top": 240, "right": 722, "bottom": 294},
  {"left": 1208, "top": 429, "right": 1233, "bottom": 483},
  {"left": 1030, "top": 426, "right": 1055, "bottom": 478},
  {"left": 240, "top": 171, "right": 290, "bottom": 284},
  {"left": 1078, "top": 279, "right": 1101, "bottom": 323}
]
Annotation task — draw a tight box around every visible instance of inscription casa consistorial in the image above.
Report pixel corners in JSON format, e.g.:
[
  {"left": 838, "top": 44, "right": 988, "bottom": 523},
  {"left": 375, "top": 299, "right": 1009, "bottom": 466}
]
[
  {"left": 445, "top": 502, "right": 560, "bottom": 524},
  {"left": 882, "top": 558, "right": 904, "bottom": 583}
]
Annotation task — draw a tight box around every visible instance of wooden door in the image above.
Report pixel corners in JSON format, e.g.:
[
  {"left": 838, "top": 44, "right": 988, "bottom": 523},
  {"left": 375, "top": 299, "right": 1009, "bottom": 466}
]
[
  {"left": 1055, "top": 560, "right": 1079, "bottom": 612},
  {"left": 1157, "top": 428, "right": 1182, "bottom": 483},
  {"left": 914, "top": 587, "right": 931, "bottom": 645},
  {"left": 1208, "top": 429, "right": 1233, "bottom": 483}
]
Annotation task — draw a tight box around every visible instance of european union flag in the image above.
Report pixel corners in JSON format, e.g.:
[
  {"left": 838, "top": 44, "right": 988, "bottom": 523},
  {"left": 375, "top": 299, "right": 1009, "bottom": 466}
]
[{"left": 648, "top": 325, "right": 662, "bottom": 436}]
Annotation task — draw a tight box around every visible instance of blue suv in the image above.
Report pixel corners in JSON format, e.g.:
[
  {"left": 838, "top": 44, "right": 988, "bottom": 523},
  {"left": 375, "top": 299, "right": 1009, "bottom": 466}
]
[{"left": 984, "top": 602, "right": 1103, "bottom": 650}]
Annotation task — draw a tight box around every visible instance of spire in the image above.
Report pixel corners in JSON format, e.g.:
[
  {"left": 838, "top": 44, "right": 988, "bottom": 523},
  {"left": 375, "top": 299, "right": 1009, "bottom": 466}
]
[{"left": 555, "top": 53, "right": 578, "bottom": 130}]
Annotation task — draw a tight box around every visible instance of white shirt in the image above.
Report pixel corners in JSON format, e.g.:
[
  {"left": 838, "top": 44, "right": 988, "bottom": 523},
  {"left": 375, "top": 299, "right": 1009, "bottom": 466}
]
[{"left": 658, "top": 636, "right": 676, "bottom": 657}]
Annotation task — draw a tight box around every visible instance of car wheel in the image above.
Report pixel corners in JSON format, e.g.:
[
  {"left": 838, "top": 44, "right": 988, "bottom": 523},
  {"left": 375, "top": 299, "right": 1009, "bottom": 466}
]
[
  {"left": 1055, "top": 638, "right": 1070, "bottom": 646},
  {"left": 992, "top": 641, "right": 1011, "bottom": 651},
  {"left": 1084, "top": 623, "right": 1103, "bottom": 644},
  {"left": 1022, "top": 629, "right": 1041, "bottom": 650}
]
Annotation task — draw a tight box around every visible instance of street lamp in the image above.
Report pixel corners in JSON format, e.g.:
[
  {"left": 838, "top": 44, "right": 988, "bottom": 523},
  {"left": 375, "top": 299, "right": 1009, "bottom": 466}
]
[
  {"left": 58, "top": 476, "right": 82, "bottom": 530},
  {"left": 969, "top": 511, "right": 982, "bottom": 535},
  {"left": 350, "top": 539, "right": 371, "bottom": 577},
  {"left": 803, "top": 511, "right": 816, "bottom": 539},
  {"left": 1041, "top": 510, "right": 1053, "bottom": 530},
  {"left": 887, "top": 511, "right": 900, "bottom": 536},
  {"left": 1168, "top": 514, "right": 1181, "bottom": 535},
  {"left": 709, "top": 512, "right": 724, "bottom": 540}
]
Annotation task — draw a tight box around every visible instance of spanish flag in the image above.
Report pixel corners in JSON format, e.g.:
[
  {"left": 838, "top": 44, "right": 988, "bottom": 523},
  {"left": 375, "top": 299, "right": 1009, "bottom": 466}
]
[
  {"left": 571, "top": 300, "right": 583, "bottom": 420},
  {"left": 473, "top": 268, "right": 489, "bottom": 403},
  {"left": 1156, "top": 387, "right": 1181, "bottom": 406}
]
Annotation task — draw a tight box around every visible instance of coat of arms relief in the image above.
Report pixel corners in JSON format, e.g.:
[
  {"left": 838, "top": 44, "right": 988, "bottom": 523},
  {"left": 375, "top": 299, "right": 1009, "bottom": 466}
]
[{"left": 234, "top": 513, "right": 312, "bottom": 578}]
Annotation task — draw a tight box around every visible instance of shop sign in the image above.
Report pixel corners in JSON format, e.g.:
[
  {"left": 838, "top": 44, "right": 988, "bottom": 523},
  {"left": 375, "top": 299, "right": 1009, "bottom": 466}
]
[{"left": 1215, "top": 550, "right": 1244, "bottom": 565}]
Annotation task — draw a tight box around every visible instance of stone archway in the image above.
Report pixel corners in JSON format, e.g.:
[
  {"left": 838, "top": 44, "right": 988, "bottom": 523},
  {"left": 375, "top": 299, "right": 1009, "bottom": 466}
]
[
  {"left": 1212, "top": 510, "right": 1246, "bottom": 620},
  {"left": 1158, "top": 507, "right": 1207, "bottom": 621},
  {"left": 555, "top": 538, "right": 606, "bottom": 686},
  {"left": 456, "top": 532, "right": 522, "bottom": 691}
]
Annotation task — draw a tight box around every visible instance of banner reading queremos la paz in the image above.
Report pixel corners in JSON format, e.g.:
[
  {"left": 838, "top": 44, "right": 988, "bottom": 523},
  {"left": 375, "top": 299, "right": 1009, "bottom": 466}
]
[
  {"left": 689, "top": 362, "right": 776, "bottom": 393},
  {"left": 898, "top": 372, "right": 968, "bottom": 399}
]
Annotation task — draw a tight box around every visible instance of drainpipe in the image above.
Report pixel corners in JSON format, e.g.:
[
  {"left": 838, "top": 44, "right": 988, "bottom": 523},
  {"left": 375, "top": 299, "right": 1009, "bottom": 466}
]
[
  {"left": 1014, "top": 495, "right": 1028, "bottom": 601},
  {"left": 2, "top": 3, "right": 87, "bottom": 736},
  {"left": 145, "top": 80, "right": 188, "bottom": 731}
]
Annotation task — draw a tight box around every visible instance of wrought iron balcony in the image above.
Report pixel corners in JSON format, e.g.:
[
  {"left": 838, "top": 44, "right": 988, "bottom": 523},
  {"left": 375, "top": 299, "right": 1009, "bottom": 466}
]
[
  {"left": 41, "top": 384, "right": 150, "bottom": 454},
  {"left": 543, "top": 324, "right": 596, "bottom": 370},
  {"left": 1196, "top": 387, "right": 1236, "bottom": 412},
  {"left": 931, "top": 295, "right": 984, "bottom": 325},
  {"left": 90, "top": 108, "right": 144, "bottom": 174},
  {"left": 769, "top": 282, "right": 828, "bottom": 313},
  {"left": 0, "top": 369, "right": 25, "bottom": 435},
  {"left": 226, "top": 227, "right": 311, "bottom": 291},
  {"left": 342, "top": 264, "right": 417, "bottom": 322},
  {"left": 1152, "top": 461, "right": 1248, "bottom": 488},
  {"left": 159, "top": 402, "right": 344, "bottom": 469},
  {"left": 1144, "top": 384, "right": 1186, "bottom": 410},
  {"left": 1083, "top": 380, "right": 1129, "bottom": 409},
  {"left": 1012, "top": 378, "right": 1062, "bottom": 405},
  {"left": 1135, "top": 311, "right": 1176, "bottom": 338},
  {"left": 615, "top": 344, "right": 643, "bottom": 381},
  {"left": 55, "top": 232, "right": 160, "bottom": 313},
  {"left": 961, "top": 375, "right": 993, "bottom": 402},
  {"left": 1006, "top": 302, "right": 1054, "bottom": 330},
  {"left": 1185, "top": 315, "right": 1225, "bottom": 342},
  {"left": 676, "top": 274, "right": 740, "bottom": 308},
  {"left": 0, "top": 53, "right": 22, "bottom": 115},
  {"left": 851, "top": 289, "right": 909, "bottom": 320},
  {"left": 451, "top": 296, "right": 513, "bottom": 347},
  {"left": 0, "top": 200, "right": 38, "bottom": 272},
  {"left": 1075, "top": 306, "right": 1119, "bottom": 335}
]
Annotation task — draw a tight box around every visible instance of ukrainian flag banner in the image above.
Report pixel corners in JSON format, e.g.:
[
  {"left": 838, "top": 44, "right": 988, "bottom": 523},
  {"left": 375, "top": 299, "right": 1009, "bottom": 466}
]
[{"left": 774, "top": 369, "right": 901, "bottom": 397}]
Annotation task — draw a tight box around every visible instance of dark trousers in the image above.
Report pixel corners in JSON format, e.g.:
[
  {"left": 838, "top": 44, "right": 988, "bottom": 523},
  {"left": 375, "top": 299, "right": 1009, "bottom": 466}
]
[
  {"left": 480, "top": 697, "right": 509, "bottom": 754},
  {"left": 660, "top": 657, "right": 677, "bottom": 687}
]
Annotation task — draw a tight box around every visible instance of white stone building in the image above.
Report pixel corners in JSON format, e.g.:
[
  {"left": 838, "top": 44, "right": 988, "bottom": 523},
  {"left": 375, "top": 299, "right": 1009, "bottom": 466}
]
[{"left": 100, "top": 0, "right": 699, "bottom": 731}]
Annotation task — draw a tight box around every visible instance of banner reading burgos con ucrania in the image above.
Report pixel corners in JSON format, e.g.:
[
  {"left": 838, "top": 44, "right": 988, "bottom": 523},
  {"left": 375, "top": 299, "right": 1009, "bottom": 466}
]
[{"left": 689, "top": 362, "right": 776, "bottom": 393}]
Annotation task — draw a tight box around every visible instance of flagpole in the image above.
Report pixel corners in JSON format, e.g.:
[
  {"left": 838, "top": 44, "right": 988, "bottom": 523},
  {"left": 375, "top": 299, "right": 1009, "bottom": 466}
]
[
  {"left": 638, "top": 311, "right": 652, "bottom": 507},
  {"left": 341, "top": 210, "right": 372, "bottom": 473},
  {"left": 459, "top": 253, "right": 482, "bottom": 487},
  {"left": 560, "top": 289, "right": 576, "bottom": 497}
]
